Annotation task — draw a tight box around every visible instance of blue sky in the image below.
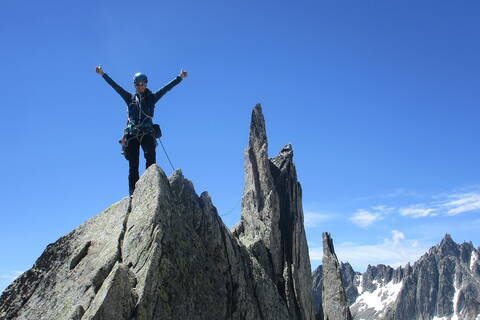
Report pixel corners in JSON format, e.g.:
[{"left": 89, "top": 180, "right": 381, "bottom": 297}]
[{"left": 1, "top": 0, "right": 479, "bottom": 291}]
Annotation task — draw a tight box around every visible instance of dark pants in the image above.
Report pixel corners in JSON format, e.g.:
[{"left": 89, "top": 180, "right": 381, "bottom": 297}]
[{"left": 126, "top": 134, "right": 156, "bottom": 195}]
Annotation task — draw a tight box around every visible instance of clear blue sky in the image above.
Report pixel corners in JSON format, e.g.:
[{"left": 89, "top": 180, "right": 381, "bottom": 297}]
[{"left": 1, "top": 0, "right": 479, "bottom": 291}]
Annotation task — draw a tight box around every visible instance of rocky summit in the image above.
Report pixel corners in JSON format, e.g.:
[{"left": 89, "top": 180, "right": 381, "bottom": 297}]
[
  {"left": 319, "top": 233, "right": 352, "bottom": 320},
  {"left": 0, "top": 104, "right": 314, "bottom": 320},
  {"left": 313, "top": 234, "right": 480, "bottom": 320},
  {"left": 232, "top": 105, "right": 314, "bottom": 320}
]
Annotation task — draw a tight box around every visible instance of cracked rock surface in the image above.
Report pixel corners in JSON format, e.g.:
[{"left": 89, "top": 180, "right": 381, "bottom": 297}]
[
  {"left": 321, "top": 233, "right": 352, "bottom": 320},
  {"left": 0, "top": 198, "right": 130, "bottom": 320},
  {"left": 312, "top": 234, "right": 480, "bottom": 320},
  {"left": 233, "top": 104, "right": 314, "bottom": 320},
  {"left": 0, "top": 104, "right": 314, "bottom": 320}
]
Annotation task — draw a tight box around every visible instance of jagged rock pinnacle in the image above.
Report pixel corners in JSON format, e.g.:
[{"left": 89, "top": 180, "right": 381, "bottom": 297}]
[
  {"left": 249, "top": 104, "right": 268, "bottom": 155},
  {"left": 1, "top": 105, "right": 315, "bottom": 320},
  {"left": 313, "top": 234, "right": 480, "bottom": 320},
  {"left": 234, "top": 103, "right": 314, "bottom": 320},
  {"left": 321, "top": 232, "right": 353, "bottom": 320}
]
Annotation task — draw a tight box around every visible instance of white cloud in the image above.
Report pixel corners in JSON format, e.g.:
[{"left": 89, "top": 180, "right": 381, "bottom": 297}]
[
  {"left": 349, "top": 205, "right": 394, "bottom": 227},
  {"left": 350, "top": 210, "right": 381, "bottom": 227},
  {"left": 304, "top": 212, "right": 335, "bottom": 228},
  {"left": 371, "top": 205, "right": 395, "bottom": 214},
  {"left": 309, "top": 247, "right": 324, "bottom": 261},
  {"left": 398, "top": 191, "right": 480, "bottom": 218},
  {"left": 391, "top": 230, "right": 405, "bottom": 245},
  {"left": 443, "top": 193, "right": 480, "bottom": 215},
  {"left": 399, "top": 206, "right": 437, "bottom": 218},
  {"left": 309, "top": 230, "right": 426, "bottom": 272},
  {"left": 354, "top": 186, "right": 480, "bottom": 221}
]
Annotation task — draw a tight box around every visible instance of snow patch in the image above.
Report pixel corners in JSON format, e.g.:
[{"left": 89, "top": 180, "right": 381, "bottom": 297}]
[
  {"left": 470, "top": 251, "right": 479, "bottom": 272},
  {"left": 451, "top": 274, "right": 461, "bottom": 320},
  {"left": 353, "top": 280, "right": 403, "bottom": 313},
  {"left": 356, "top": 274, "right": 364, "bottom": 294},
  {"left": 435, "top": 271, "right": 474, "bottom": 320}
]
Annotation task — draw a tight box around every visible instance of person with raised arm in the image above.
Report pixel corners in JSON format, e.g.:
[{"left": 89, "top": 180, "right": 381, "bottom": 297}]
[{"left": 96, "top": 65, "right": 188, "bottom": 196}]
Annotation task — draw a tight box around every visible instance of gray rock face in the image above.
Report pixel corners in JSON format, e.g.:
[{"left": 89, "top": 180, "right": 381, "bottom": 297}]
[
  {"left": 348, "top": 263, "right": 408, "bottom": 320},
  {"left": 339, "top": 262, "right": 361, "bottom": 306},
  {"left": 0, "top": 198, "right": 131, "bottom": 320},
  {"left": 0, "top": 104, "right": 314, "bottom": 320},
  {"left": 233, "top": 104, "right": 314, "bottom": 320},
  {"left": 312, "top": 234, "right": 480, "bottom": 320},
  {"left": 312, "top": 265, "right": 323, "bottom": 319},
  {"left": 321, "top": 232, "right": 353, "bottom": 320},
  {"left": 383, "top": 234, "right": 480, "bottom": 320},
  {"left": 313, "top": 262, "right": 360, "bottom": 319}
]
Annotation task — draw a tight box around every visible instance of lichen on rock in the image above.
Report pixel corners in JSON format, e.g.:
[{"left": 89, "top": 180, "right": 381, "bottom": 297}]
[{"left": 0, "top": 104, "right": 315, "bottom": 320}]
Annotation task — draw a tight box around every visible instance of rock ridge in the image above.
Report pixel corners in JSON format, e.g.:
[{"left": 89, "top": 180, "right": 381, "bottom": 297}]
[
  {"left": 312, "top": 233, "right": 480, "bottom": 320},
  {"left": 0, "top": 104, "right": 314, "bottom": 320},
  {"left": 320, "top": 232, "right": 353, "bottom": 320},
  {"left": 233, "top": 104, "right": 314, "bottom": 320}
]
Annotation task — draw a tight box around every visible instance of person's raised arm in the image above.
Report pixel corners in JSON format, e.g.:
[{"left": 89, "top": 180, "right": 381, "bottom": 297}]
[
  {"left": 153, "top": 69, "right": 188, "bottom": 103},
  {"left": 96, "top": 65, "right": 131, "bottom": 104}
]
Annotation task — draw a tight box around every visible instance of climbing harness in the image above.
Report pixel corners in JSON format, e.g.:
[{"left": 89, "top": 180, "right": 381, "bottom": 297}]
[
  {"left": 119, "top": 92, "right": 158, "bottom": 157},
  {"left": 119, "top": 92, "right": 172, "bottom": 171}
]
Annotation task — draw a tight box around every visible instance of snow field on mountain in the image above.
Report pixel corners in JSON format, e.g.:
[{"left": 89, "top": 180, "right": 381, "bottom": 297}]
[
  {"left": 451, "top": 274, "right": 460, "bottom": 320},
  {"left": 471, "top": 251, "right": 479, "bottom": 272},
  {"left": 356, "top": 274, "right": 363, "bottom": 294},
  {"left": 353, "top": 280, "right": 403, "bottom": 313}
]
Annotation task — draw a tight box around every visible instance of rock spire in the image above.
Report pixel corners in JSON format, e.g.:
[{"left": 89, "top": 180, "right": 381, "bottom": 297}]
[
  {"left": 0, "top": 104, "right": 315, "bottom": 320},
  {"left": 233, "top": 104, "right": 314, "bottom": 320},
  {"left": 321, "top": 232, "right": 353, "bottom": 320},
  {"left": 312, "top": 234, "right": 480, "bottom": 320}
]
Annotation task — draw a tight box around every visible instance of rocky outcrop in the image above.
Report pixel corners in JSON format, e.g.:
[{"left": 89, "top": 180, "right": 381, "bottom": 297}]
[
  {"left": 321, "top": 232, "right": 353, "bottom": 320},
  {"left": 313, "top": 262, "right": 360, "bottom": 319},
  {"left": 312, "top": 234, "right": 480, "bottom": 320},
  {"left": 0, "top": 198, "right": 131, "bottom": 320},
  {"left": 349, "top": 263, "right": 409, "bottom": 320},
  {"left": 233, "top": 104, "right": 314, "bottom": 320},
  {"left": 312, "top": 265, "right": 323, "bottom": 319},
  {"left": 0, "top": 104, "right": 314, "bottom": 320},
  {"left": 340, "top": 262, "right": 361, "bottom": 306},
  {"left": 383, "top": 234, "right": 480, "bottom": 320}
]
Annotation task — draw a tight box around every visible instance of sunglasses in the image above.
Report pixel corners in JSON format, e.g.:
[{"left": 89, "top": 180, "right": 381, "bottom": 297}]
[{"left": 134, "top": 82, "right": 145, "bottom": 87}]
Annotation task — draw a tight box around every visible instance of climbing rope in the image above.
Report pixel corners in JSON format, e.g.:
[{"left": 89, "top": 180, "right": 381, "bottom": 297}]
[
  {"left": 220, "top": 197, "right": 242, "bottom": 217},
  {"left": 159, "top": 138, "right": 176, "bottom": 172}
]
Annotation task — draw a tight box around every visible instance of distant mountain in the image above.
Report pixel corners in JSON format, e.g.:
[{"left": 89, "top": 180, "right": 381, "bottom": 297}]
[{"left": 313, "top": 234, "right": 480, "bottom": 320}]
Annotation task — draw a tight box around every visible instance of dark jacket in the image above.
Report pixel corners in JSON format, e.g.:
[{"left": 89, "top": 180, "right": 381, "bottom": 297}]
[{"left": 102, "top": 73, "right": 182, "bottom": 133}]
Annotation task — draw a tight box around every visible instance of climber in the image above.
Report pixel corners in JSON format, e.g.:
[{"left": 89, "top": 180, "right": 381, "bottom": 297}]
[{"left": 96, "top": 65, "right": 188, "bottom": 196}]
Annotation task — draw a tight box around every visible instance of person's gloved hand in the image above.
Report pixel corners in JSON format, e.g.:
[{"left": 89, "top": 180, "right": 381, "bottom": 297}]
[
  {"left": 95, "top": 65, "right": 105, "bottom": 76},
  {"left": 180, "top": 69, "right": 188, "bottom": 79}
]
